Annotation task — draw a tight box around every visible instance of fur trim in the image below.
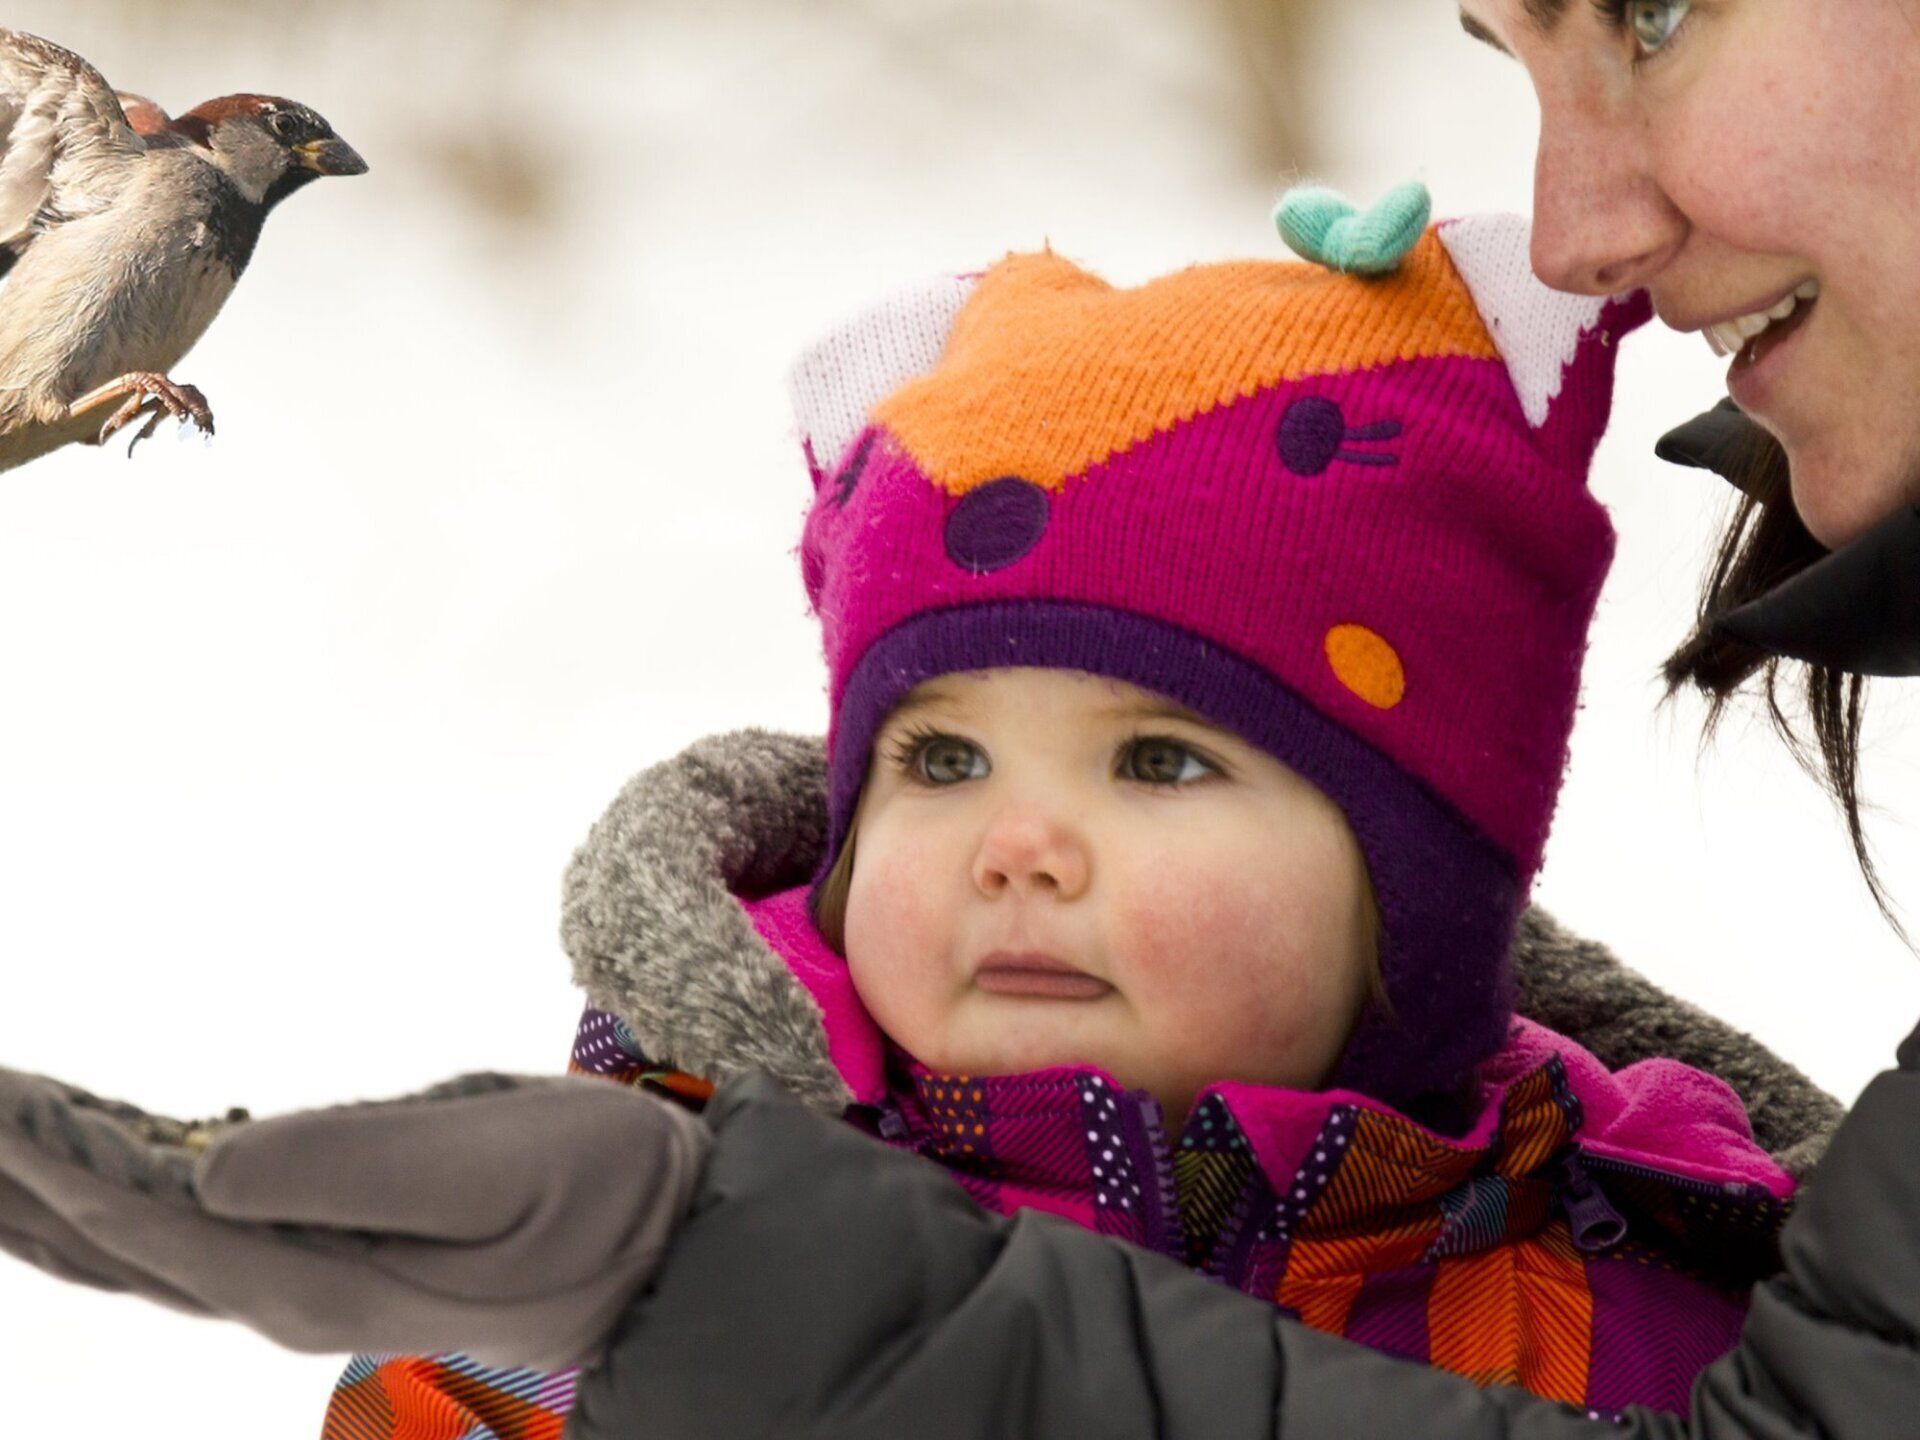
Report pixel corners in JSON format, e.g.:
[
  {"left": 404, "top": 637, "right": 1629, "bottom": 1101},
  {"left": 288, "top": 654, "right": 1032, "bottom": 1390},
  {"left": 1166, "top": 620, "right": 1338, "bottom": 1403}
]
[
  {"left": 562, "top": 729, "right": 852, "bottom": 1112},
  {"left": 562, "top": 729, "right": 1842, "bottom": 1174},
  {"left": 1510, "top": 909, "right": 1841, "bottom": 1178}
]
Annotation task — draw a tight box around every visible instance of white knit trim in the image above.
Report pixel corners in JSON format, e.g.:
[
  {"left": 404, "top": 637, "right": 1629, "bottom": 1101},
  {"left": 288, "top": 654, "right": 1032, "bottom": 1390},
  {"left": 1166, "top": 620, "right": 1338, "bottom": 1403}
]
[
  {"left": 1437, "top": 215, "right": 1607, "bottom": 429},
  {"left": 787, "top": 272, "right": 978, "bottom": 477}
]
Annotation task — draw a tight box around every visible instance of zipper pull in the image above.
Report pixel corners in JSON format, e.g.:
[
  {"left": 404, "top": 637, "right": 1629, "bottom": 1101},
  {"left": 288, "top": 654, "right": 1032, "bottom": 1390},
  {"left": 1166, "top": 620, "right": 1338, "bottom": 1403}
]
[
  {"left": 876, "top": 1106, "right": 911, "bottom": 1142},
  {"left": 1556, "top": 1152, "right": 1629, "bottom": 1253}
]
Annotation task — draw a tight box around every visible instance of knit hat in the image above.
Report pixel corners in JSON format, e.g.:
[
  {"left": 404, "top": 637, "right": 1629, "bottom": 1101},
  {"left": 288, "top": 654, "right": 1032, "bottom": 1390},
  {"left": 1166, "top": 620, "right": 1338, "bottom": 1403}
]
[{"left": 787, "top": 191, "right": 1650, "bottom": 1110}]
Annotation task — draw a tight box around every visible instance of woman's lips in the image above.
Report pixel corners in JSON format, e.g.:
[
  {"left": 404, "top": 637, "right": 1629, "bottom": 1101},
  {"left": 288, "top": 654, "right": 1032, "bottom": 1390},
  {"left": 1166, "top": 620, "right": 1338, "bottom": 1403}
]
[
  {"left": 1727, "top": 295, "right": 1816, "bottom": 411},
  {"left": 974, "top": 951, "right": 1114, "bottom": 1000}
]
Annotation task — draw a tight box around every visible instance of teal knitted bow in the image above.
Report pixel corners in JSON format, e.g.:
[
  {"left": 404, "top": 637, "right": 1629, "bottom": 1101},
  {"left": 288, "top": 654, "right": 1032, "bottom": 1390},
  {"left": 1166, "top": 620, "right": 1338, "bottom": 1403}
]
[{"left": 1273, "top": 181, "right": 1432, "bottom": 277}]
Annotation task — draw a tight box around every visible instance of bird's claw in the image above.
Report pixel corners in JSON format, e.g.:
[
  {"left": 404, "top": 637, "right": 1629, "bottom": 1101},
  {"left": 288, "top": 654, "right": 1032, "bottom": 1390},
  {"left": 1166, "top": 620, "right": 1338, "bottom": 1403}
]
[
  {"left": 108, "top": 400, "right": 167, "bottom": 456},
  {"left": 85, "top": 373, "right": 216, "bottom": 456}
]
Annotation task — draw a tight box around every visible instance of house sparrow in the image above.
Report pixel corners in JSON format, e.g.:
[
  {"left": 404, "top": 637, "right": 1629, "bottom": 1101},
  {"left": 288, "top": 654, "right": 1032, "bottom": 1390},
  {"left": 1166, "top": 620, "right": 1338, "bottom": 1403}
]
[{"left": 0, "top": 29, "right": 366, "bottom": 472}]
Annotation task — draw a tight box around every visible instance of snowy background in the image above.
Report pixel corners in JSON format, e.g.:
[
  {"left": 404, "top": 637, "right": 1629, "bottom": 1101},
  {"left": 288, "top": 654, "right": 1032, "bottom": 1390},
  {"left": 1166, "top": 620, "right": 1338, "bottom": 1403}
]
[{"left": 1, "top": 0, "right": 1915, "bottom": 1432}]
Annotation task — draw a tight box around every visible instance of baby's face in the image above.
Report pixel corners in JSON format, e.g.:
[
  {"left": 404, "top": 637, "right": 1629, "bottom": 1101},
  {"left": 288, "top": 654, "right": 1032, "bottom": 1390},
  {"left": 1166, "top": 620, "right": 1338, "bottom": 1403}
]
[{"left": 843, "top": 667, "right": 1376, "bottom": 1129}]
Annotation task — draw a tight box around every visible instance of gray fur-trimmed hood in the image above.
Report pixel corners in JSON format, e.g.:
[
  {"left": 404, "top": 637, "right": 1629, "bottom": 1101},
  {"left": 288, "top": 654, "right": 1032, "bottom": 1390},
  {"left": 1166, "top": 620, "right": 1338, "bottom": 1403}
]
[{"left": 561, "top": 728, "right": 1844, "bottom": 1179}]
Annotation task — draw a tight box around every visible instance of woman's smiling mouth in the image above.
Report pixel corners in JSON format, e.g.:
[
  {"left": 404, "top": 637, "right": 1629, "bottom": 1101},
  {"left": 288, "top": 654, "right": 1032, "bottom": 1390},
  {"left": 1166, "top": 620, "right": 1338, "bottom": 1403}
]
[
  {"left": 1726, "top": 291, "right": 1819, "bottom": 411},
  {"left": 1700, "top": 279, "right": 1819, "bottom": 360}
]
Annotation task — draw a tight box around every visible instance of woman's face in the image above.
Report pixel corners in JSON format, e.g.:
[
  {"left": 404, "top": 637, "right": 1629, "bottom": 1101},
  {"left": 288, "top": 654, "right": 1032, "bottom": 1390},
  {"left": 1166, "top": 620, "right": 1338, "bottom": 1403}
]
[
  {"left": 1456, "top": 0, "right": 1920, "bottom": 548},
  {"left": 841, "top": 667, "right": 1377, "bottom": 1131}
]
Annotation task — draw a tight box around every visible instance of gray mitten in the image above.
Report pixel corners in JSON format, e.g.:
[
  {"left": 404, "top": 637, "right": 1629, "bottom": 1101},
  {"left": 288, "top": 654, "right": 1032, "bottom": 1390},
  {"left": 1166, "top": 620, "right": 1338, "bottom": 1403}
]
[{"left": 0, "top": 1066, "right": 711, "bottom": 1371}]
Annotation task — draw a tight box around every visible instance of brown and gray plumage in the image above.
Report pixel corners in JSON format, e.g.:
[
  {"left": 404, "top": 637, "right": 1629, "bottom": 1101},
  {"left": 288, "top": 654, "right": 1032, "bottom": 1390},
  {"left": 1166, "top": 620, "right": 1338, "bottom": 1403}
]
[{"left": 0, "top": 29, "right": 366, "bottom": 472}]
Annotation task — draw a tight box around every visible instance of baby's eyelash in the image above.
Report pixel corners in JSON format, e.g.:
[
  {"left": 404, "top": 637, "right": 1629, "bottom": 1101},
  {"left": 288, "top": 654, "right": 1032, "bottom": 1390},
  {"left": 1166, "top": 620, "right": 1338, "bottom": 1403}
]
[
  {"left": 881, "top": 724, "right": 1224, "bottom": 787},
  {"left": 882, "top": 721, "right": 951, "bottom": 775},
  {"left": 1117, "top": 732, "right": 1225, "bottom": 786}
]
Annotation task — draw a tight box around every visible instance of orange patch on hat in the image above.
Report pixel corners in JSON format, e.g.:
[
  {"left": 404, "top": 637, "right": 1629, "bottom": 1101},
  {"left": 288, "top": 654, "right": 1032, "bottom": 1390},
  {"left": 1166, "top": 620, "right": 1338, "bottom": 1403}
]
[
  {"left": 1325, "top": 624, "right": 1406, "bottom": 710},
  {"left": 874, "top": 231, "right": 1499, "bottom": 496}
]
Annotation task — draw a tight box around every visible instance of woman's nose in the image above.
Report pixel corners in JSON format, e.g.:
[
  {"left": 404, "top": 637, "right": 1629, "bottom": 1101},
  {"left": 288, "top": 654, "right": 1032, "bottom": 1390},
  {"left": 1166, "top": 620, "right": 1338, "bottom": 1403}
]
[
  {"left": 973, "top": 809, "right": 1090, "bottom": 900},
  {"left": 1529, "top": 94, "right": 1686, "bottom": 297}
]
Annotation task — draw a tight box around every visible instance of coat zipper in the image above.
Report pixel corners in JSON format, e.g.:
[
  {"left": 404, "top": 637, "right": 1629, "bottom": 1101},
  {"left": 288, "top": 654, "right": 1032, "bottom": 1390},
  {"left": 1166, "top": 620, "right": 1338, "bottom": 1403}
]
[
  {"left": 1553, "top": 1149, "right": 1629, "bottom": 1253},
  {"left": 1578, "top": 1150, "right": 1774, "bottom": 1203},
  {"left": 873, "top": 1102, "right": 930, "bottom": 1154},
  {"left": 1119, "top": 1089, "right": 1188, "bottom": 1261},
  {"left": 1205, "top": 1177, "right": 1268, "bottom": 1285},
  {"left": 1551, "top": 1150, "right": 1779, "bottom": 1255}
]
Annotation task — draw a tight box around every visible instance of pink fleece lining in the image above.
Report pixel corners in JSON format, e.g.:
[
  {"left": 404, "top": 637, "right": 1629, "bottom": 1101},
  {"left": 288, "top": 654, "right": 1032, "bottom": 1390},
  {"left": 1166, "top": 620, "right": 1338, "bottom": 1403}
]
[
  {"left": 740, "top": 886, "right": 889, "bottom": 1103},
  {"left": 1498, "top": 1020, "right": 1798, "bottom": 1199}
]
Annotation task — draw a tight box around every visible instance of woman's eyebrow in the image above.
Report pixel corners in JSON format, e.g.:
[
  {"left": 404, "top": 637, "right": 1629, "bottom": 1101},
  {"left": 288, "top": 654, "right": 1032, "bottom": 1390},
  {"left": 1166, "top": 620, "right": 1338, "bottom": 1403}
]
[
  {"left": 1460, "top": 0, "right": 1573, "bottom": 54},
  {"left": 1459, "top": 11, "right": 1513, "bottom": 54}
]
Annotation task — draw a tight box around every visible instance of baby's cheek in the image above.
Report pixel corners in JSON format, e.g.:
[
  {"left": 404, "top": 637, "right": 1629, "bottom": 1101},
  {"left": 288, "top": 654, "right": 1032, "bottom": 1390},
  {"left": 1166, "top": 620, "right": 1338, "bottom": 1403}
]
[
  {"left": 847, "top": 822, "right": 944, "bottom": 948},
  {"left": 1111, "top": 859, "right": 1346, "bottom": 1073},
  {"left": 1113, "top": 857, "right": 1285, "bottom": 983},
  {"left": 845, "top": 830, "right": 955, "bottom": 1053}
]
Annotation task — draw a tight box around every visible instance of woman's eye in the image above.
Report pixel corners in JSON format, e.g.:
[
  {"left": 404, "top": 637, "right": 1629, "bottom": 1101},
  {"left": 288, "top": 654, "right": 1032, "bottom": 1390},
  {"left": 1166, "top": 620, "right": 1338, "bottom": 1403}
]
[
  {"left": 1625, "top": 0, "right": 1689, "bottom": 56},
  {"left": 1121, "top": 737, "right": 1214, "bottom": 786},
  {"left": 899, "top": 734, "right": 987, "bottom": 785}
]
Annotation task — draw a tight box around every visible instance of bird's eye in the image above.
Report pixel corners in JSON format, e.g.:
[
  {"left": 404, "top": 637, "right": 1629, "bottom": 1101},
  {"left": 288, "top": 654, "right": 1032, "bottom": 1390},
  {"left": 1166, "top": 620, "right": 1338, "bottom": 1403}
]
[{"left": 268, "top": 111, "right": 298, "bottom": 139}]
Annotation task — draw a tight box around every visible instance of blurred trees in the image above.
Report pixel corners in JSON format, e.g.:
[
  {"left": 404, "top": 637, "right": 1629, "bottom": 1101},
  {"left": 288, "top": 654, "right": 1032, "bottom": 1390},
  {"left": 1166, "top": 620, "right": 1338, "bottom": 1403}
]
[{"left": 37, "top": 0, "right": 1320, "bottom": 236}]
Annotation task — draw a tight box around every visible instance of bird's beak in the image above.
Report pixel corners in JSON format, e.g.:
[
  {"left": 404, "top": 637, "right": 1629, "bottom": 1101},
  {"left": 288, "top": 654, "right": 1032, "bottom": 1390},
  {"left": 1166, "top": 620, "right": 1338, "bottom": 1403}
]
[{"left": 296, "top": 136, "right": 369, "bottom": 177}]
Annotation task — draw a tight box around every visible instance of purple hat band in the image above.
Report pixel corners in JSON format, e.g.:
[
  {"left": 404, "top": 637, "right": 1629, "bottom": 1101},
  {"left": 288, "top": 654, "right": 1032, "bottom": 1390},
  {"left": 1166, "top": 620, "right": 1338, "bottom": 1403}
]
[{"left": 807, "top": 600, "right": 1522, "bottom": 1109}]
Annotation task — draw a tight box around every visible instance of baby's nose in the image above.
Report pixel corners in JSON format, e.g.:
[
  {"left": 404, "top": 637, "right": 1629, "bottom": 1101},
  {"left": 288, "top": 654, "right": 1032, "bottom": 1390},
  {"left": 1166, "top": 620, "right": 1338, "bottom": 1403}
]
[{"left": 973, "top": 811, "right": 1089, "bottom": 897}]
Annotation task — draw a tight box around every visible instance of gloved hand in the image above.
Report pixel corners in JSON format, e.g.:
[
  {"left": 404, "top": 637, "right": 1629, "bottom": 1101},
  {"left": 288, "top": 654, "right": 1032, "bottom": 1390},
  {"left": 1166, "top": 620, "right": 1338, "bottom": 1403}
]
[{"left": 0, "top": 1066, "right": 710, "bottom": 1372}]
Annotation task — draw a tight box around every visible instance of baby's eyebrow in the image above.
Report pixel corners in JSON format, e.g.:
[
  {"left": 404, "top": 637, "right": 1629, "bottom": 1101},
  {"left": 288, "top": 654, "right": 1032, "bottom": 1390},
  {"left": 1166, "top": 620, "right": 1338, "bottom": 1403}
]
[
  {"left": 887, "top": 687, "right": 968, "bottom": 723},
  {"left": 1092, "top": 698, "right": 1215, "bottom": 728}
]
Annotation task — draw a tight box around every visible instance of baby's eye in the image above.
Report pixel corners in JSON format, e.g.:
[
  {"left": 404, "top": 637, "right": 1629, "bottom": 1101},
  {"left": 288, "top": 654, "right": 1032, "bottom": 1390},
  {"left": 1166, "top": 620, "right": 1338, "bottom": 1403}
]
[
  {"left": 1119, "top": 736, "right": 1216, "bottom": 787},
  {"left": 888, "top": 731, "right": 988, "bottom": 786}
]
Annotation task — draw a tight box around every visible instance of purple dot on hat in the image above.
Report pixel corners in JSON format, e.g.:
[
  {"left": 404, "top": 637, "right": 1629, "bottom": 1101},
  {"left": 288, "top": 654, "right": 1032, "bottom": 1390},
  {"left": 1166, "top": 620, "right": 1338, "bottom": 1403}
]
[
  {"left": 1277, "top": 396, "right": 1346, "bottom": 477},
  {"left": 944, "top": 476, "right": 1049, "bottom": 574}
]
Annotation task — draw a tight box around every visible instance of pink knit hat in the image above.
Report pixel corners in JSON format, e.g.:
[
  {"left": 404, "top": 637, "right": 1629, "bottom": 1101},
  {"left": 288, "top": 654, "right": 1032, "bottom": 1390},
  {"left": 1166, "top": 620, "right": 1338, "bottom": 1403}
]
[{"left": 787, "top": 202, "right": 1649, "bottom": 1110}]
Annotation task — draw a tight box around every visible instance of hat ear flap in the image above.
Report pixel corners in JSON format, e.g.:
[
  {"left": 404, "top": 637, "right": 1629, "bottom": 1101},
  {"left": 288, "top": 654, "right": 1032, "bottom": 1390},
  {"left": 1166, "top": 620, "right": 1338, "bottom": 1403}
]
[
  {"left": 1436, "top": 214, "right": 1652, "bottom": 475},
  {"left": 788, "top": 271, "right": 979, "bottom": 491}
]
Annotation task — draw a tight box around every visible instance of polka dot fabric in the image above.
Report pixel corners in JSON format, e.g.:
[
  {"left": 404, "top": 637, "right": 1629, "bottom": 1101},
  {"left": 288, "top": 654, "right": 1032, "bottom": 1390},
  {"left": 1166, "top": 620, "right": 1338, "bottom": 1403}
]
[
  {"left": 854, "top": 1035, "right": 1790, "bottom": 1418},
  {"left": 792, "top": 213, "right": 1652, "bottom": 1107}
]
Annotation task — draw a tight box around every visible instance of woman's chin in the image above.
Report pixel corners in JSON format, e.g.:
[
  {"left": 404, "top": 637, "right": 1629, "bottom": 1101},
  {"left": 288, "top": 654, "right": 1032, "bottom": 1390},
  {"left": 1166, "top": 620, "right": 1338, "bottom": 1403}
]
[{"left": 1786, "top": 438, "right": 1920, "bottom": 550}]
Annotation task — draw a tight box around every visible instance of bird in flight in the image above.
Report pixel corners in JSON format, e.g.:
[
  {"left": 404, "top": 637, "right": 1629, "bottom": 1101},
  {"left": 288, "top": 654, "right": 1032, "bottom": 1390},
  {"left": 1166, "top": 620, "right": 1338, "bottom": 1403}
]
[{"left": 0, "top": 28, "right": 366, "bottom": 472}]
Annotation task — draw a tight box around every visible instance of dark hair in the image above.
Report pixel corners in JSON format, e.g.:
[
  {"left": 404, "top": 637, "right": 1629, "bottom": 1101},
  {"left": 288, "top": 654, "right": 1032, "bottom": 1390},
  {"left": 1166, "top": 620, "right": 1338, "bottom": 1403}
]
[
  {"left": 811, "top": 821, "right": 858, "bottom": 956},
  {"left": 1661, "top": 427, "right": 1908, "bottom": 945}
]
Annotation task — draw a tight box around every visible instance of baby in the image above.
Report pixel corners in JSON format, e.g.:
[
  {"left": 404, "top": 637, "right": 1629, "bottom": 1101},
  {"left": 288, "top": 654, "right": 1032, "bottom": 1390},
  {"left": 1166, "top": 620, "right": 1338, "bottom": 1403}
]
[{"left": 326, "top": 194, "right": 1819, "bottom": 1434}]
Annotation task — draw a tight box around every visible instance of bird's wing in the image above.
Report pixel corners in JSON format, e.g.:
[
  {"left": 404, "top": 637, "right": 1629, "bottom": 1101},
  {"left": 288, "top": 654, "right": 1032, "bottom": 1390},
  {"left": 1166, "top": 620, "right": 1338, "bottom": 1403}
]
[
  {"left": 0, "top": 30, "right": 144, "bottom": 253},
  {"left": 114, "top": 90, "right": 179, "bottom": 142}
]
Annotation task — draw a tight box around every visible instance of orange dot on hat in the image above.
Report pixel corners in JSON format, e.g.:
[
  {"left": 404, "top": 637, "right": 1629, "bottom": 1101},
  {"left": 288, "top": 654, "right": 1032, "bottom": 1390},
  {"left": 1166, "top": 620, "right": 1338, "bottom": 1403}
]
[{"left": 1325, "top": 624, "right": 1405, "bottom": 709}]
